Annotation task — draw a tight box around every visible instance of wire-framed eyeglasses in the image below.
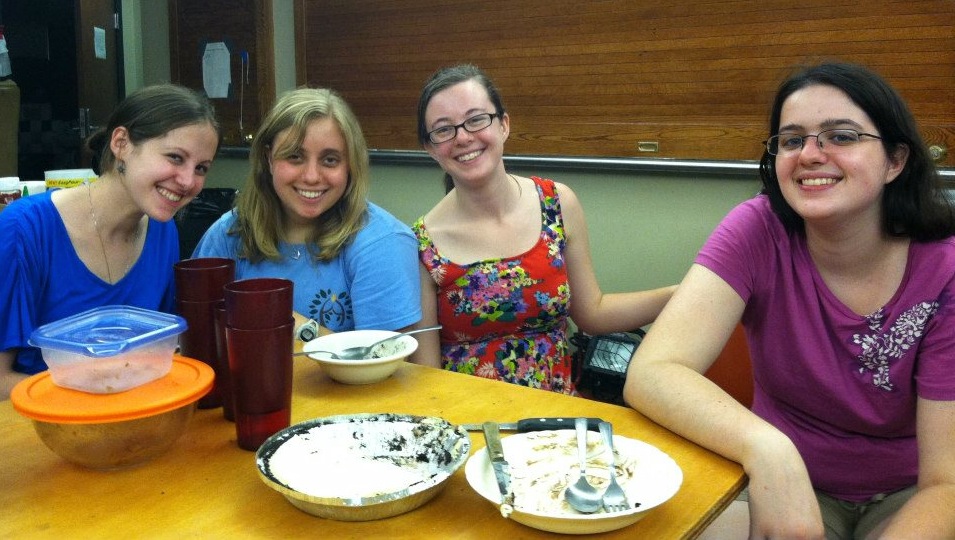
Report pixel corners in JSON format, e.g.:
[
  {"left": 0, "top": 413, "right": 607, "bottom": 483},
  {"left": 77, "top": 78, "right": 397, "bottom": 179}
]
[
  {"left": 427, "top": 112, "right": 500, "bottom": 144},
  {"left": 764, "top": 129, "right": 883, "bottom": 156}
]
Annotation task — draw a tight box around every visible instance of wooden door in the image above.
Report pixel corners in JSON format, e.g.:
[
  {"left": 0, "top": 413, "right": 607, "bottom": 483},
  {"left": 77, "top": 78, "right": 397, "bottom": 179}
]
[{"left": 74, "top": 0, "right": 121, "bottom": 159}]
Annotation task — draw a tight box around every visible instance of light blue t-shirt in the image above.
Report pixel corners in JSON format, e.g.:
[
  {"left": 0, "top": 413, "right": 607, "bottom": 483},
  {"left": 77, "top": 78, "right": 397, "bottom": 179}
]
[{"left": 192, "top": 202, "right": 421, "bottom": 332}]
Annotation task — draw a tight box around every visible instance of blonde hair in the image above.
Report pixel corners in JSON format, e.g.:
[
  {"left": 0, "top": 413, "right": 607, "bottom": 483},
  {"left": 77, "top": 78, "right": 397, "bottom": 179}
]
[{"left": 232, "top": 88, "right": 370, "bottom": 262}]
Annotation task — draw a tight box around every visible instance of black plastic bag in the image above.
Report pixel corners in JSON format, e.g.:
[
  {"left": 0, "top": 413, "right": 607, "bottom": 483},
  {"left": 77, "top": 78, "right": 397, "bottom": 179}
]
[{"left": 175, "top": 188, "right": 237, "bottom": 259}]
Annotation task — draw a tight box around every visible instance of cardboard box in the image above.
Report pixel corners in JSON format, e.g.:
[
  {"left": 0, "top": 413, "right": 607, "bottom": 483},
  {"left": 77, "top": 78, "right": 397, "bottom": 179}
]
[{"left": 0, "top": 79, "right": 19, "bottom": 176}]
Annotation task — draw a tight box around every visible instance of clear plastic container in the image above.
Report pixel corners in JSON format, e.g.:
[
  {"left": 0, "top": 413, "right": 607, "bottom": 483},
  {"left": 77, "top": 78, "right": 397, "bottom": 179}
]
[
  {"left": 28, "top": 306, "right": 187, "bottom": 393},
  {"left": 0, "top": 176, "right": 20, "bottom": 204}
]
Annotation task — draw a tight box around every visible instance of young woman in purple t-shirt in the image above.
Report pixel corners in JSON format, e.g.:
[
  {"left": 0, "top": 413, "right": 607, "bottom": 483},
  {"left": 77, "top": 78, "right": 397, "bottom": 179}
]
[{"left": 625, "top": 62, "right": 955, "bottom": 539}]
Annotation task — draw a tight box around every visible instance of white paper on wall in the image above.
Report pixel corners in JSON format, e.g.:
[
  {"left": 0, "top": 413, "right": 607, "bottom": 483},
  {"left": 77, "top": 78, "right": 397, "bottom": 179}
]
[
  {"left": 202, "top": 42, "right": 231, "bottom": 99},
  {"left": 93, "top": 27, "right": 106, "bottom": 59}
]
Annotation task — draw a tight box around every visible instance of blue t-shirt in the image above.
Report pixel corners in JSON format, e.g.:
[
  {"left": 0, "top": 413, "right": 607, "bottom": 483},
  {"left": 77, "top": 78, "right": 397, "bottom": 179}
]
[
  {"left": 0, "top": 191, "right": 179, "bottom": 374},
  {"left": 191, "top": 202, "right": 421, "bottom": 332}
]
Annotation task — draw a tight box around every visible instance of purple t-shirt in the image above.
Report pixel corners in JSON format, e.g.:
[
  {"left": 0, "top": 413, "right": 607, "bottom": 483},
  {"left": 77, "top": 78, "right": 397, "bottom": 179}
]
[{"left": 696, "top": 195, "right": 955, "bottom": 502}]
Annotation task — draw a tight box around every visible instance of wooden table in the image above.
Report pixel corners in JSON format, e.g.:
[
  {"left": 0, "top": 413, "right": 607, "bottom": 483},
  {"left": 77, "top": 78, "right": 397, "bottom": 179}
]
[{"left": 0, "top": 358, "right": 745, "bottom": 539}]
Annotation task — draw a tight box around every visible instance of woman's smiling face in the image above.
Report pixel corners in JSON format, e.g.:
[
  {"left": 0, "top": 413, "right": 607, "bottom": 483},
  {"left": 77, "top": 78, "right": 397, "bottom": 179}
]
[
  {"left": 269, "top": 117, "right": 349, "bottom": 236},
  {"left": 423, "top": 79, "right": 509, "bottom": 185},
  {"left": 117, "top": 122, "right": 218, "bottom": 222},
  {"left": 774, "top": 84, "right": 906, "bottom": 226}
]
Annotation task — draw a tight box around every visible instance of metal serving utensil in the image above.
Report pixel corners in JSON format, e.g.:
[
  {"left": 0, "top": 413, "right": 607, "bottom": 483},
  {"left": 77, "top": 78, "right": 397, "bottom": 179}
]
[
  {"left": 598, "top": 421, "right": 631, "bottom": 512},
  {"left": 336, "top": 325, "right": 441, "bottom": 359},
  {"left": 293, "top": 349, "right": 341, "bottom": 359},
  {"left": 482, "top": 421, "right": 515, "bottom": 518},
  {"left": 564, "top": 417, "right": 603, "bottom": 513}
]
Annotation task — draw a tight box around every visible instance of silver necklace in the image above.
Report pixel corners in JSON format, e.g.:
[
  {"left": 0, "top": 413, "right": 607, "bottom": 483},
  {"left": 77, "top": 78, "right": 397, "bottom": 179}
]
[
  {"left": 291, "top": 247, "right": 303, "bottom": 260},
  {"left": 508, "top": 173, "right": 522, "bottom": 197},
  {"left": 87, "top": 182, "right": 140, "bottom": 283}
]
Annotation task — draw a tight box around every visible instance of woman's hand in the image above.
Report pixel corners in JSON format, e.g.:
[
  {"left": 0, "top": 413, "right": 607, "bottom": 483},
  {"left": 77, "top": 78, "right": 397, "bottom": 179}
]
[{"left": 744, "top": 434, "right": 825, "bottom": 540}]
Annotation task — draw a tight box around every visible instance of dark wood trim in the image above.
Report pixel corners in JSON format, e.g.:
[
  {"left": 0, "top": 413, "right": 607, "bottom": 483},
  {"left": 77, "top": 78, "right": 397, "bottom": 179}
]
[
  {"left": 296, "top": 0, "right": 955, "bottom": 165},
  {"left": 167, "top": 0, "right": 275, "bottom": 147}
]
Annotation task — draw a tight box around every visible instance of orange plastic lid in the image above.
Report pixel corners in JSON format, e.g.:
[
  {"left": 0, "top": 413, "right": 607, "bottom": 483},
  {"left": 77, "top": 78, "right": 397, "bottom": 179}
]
[{"left": 10, "top": 355, "right": 214, "bottom": 424}]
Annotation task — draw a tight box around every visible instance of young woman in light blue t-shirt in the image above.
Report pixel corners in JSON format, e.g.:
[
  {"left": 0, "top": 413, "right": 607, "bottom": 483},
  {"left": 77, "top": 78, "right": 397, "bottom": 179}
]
[{"left": 193, "top": 88, "right": 420, "bottom": 333}]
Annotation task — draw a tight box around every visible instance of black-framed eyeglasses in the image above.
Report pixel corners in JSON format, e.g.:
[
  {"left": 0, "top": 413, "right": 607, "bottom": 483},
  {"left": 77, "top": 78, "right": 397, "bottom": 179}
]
[
  {"left": 764, "top": 129, "right": 882, "bottom": 156},
  {"left": 427, "top": 112, "right": 500, "bottom": 144}
]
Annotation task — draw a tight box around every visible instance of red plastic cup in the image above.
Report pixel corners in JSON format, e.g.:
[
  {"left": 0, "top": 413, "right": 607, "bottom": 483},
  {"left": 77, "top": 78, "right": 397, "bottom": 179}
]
[
  {"left": 224, "top": 278, "right": 293, "bottom": 330},
  {"left": 174, "top": 257, "right": 235, "bottom": 303},
  {"left": 176, "top": 299, "right": 222, "bottom": 409},
  {"left": 226, "top": 320, "right": 294, "bottom": 450},
  {"left": 213, "top": 300, "right": 235, "bottom": 421}
]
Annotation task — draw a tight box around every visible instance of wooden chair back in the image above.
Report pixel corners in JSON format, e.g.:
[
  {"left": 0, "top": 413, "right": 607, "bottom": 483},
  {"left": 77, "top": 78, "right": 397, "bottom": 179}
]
[{"left": 704, "top": 323, "right": 753, "bottom": 408}]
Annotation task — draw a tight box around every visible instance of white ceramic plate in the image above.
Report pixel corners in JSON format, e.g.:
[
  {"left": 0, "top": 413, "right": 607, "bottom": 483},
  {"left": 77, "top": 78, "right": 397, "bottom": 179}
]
[{"left": 465, "top": 429, "right": 683, "bottom": 535}]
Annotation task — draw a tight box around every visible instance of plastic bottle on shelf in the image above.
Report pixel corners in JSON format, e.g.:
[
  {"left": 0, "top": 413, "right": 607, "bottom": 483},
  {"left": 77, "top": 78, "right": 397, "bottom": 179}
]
[
  {"left": 0, "top": 26, "right": 12, "bottom": 80},
  {"left": 1, "top": 176, "right": 22, "bottom": 204}
]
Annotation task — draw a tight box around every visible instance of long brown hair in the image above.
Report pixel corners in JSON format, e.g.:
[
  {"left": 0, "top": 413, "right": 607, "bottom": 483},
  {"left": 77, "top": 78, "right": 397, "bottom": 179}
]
[{"left": 86, "top": 84, "right": 220, "bottom": 174}]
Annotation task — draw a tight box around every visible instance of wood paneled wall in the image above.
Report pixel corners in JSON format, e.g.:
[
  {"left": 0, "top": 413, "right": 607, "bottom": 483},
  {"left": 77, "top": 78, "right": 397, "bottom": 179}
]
[
  {"left": 297, "top": 0, "right": 954, "bottom": 165},
  {"left": 169, "top": 0, "right": 275, "bottom": 147}
]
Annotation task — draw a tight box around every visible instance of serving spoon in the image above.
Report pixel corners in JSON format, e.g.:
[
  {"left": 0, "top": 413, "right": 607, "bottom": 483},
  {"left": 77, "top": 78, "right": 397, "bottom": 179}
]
[
  {"left": 295, "top": 325, "right": 442, "bottom": 360},
  {"left": 336, "top": 325, "right": 442, "bottom": 359},
  {"left": 294, "top": 349, "right": 342, "bottom": 359},
  {"left": 565, "top": 417, "right": 604, "bottom": 513}
]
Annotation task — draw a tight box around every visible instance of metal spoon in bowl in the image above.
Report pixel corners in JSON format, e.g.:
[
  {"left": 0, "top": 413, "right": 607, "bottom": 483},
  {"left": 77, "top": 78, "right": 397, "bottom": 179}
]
[
  {"left": 294, "top": 349, "right": 342, "bottom": 359},
  {"left": 565, "top": 417, "right": 604, "bottom": 513},
  {"left": 337, "top": 325, "right": 442, "bottom": 360}
]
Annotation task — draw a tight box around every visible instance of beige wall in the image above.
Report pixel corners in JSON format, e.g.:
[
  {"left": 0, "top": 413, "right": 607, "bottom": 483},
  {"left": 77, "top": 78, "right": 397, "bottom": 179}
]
[
  {"left": 128, "top": 2, "right": 759, "bottom": 293},
  {"left": 205, "top": 155, "right": 759, "bottom": 291},
  {"left": 122, "top": 0, "right": 170, "bottom": 91}
]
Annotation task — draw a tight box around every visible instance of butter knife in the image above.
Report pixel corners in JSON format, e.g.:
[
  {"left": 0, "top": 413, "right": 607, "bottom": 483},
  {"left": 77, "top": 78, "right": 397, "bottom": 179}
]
[
  {"left": 463, "top": 417, "right": 604, "bottom": 433},
  {"left": 481, "top": 421, "right": 515, "bottom": 518}
]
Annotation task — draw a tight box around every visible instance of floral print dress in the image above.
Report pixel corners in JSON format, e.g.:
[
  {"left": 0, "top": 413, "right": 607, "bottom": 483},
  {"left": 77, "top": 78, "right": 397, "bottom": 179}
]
[{"left": 413, "top": 177, "right": 574, "bottom": 394}]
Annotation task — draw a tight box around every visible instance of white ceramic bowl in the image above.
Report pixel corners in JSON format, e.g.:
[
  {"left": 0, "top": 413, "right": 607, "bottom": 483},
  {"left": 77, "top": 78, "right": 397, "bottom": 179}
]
[
  {"left": 302, "top": 330, "right": 417, "bottom": 384},
  {"left": 465, "top": 429, "right": 683, "bottom": 535},
  {"left": 256, "top": 413, "right": 470, "bottom": 521}
]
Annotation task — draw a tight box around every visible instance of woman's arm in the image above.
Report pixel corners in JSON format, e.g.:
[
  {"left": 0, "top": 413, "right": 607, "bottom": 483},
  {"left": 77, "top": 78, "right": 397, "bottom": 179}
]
[
  {"left": 624, "top": 264, "right": 824, "bottom": 539},
  {"left": 409, "top": 263, "right": 442, "bottom": 368},
  {"left": 874, "top": 398, "right": 955, "bottom": 539},
  {"left": 558, "top": 182, "right": 676, "bottom": 334}
]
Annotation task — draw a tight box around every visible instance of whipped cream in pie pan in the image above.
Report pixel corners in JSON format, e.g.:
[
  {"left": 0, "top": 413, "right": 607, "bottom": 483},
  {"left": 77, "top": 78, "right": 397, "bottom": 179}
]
[{"left": 256, "top": 414, "right": 470, "bottom": 521}]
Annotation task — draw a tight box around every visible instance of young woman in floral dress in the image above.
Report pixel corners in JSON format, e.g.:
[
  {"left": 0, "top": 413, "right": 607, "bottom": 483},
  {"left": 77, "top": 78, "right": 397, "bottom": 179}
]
[{"left": 410, "top": 64, "right": 675, "bottom": 394}]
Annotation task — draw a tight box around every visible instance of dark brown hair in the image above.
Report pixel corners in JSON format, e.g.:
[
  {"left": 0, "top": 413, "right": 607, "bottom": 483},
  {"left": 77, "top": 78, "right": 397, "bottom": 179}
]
[
  {"left": 86, "top": 84, "right": 220, "bottom": 174},
  {"left": 759, "top": 62, "right": 954, "bottom": 240}
]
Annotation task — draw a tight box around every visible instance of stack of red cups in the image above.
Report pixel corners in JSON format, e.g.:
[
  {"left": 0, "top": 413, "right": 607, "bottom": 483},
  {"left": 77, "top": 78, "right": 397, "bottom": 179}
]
[
  {"left": 173, "top": 258, "right": 235, "bottom": 410},
  {"left": 223, "top": 278, "right": 294, "bottom": 451}
]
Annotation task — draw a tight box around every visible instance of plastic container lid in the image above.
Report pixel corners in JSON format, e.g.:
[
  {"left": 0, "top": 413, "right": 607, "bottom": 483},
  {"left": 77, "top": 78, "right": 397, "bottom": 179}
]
[
  {"left": 44, "top": 169, "right": 96, "bottom": 179},
  {"left": 10, "top": 356, "right": 214, "bottom": 423},
  {"left": 28, "top": 305, "right": 187, "bottom": 357}
]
